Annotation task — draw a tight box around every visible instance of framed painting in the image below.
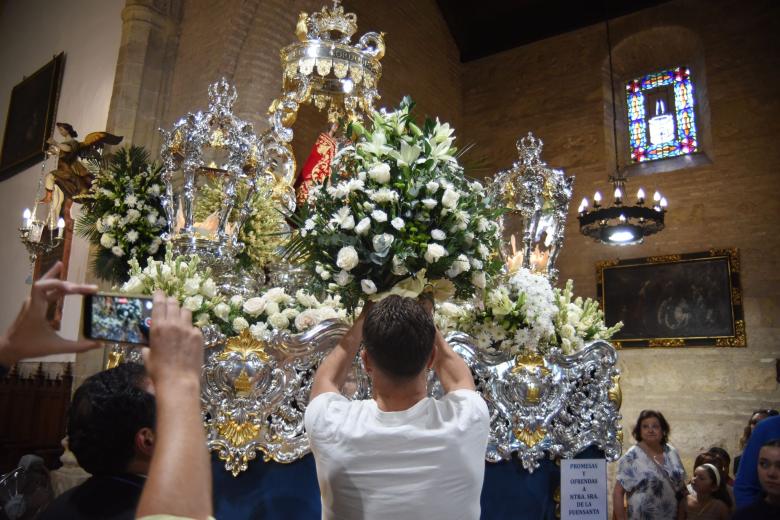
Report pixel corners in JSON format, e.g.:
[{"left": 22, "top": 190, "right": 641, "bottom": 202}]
[
  {"left": 0, "top": 53, "right": 65, "bottom": 181},
  {"left": 596, "top": 249, "right": 745, "bottom": 348}
]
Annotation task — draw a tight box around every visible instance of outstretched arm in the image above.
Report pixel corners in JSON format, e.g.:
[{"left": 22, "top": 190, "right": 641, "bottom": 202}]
[
  {"left": 432, "top": 328, "right": 475, "bottom": 393},
  {"left": 310, "top": 305, "right": 369, "bottom": 399},
  {"left": 136, "top": 292, "right": 212, "bottom": 520},
  {"left": 0, "top": 262, "right": 98, "bottom": 367}
]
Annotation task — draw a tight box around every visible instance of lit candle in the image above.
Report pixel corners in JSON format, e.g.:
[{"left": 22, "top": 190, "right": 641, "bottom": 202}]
[
  {"left": 22, "top": 208, "right": 31, "bottom": 229},
  {"left": 593, "top": 191, "right": 602, "bottom": 206},
  {"left": 619, "top": 214, "right": 627, "bottom": 223},
  {"left": 637, "top": 188, "right": 645, "bottom": 202},
  {"left": 614, "top": 187, "right": 622, "bottom": 199},
  {"left": 579, "top": 197, "right": 589, "bottom": 212},
  {"left": 653, "top": 191, "right": 661, "bottom": 202},
  {"left": 57, "top": 217, "right": 65, "bottom": 238},
  {"left": 660, "top": 197, "right": 668, "bottom": 209}
]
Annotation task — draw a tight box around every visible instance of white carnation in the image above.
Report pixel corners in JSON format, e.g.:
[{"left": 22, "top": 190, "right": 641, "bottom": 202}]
[
  {"left": 355, "top": 217, "right": 371, "bottom": 236},
  {"left": 426, "top": 181, "right": 440, "bottom": 193},
  {"left": 370, "top": 188, "right": 399, "bottom": 204},
  {"left": 249, "top": 322, "right": 270, "bottom": 341},
  {"left": 422, "top": 198, "right": 438, "bottom": 209},
  {"left": 424, "top": 243, "right": 447, "bottom": 263},
  {"left": 126, "top": 209, "right": 141, "bottom": 223},
  {"left": 336, "top": 246, "right": 359, "bottom": 271},
  {"left": 360, "top": 279, "right": 378, "bottom": 295},
  {"left": 100, "top": 233, "right": 116, "bottom": 248},
  {"left": 229, "top": 294, "right": 244, "bottom": 307},
  {"left": 431, "top": 229, "right": 446, "bottom": 240},
  {"left": 294, "top": 309, "right": 321, "bottom": 331},
  {"left": 295, "top": 290, "right": 319, "bottom": 308},
  {"left": 368, "top": 163, "right": 391, "bottom": 184},
  {"left": 441, "top": 188, "right": 460, "bottom": 209},
  {"left": 371, "top": 209, "right": 388, "bottom": 222},
  {"left": 232, "top": 316, "right": 249, "bottom": 332},
  {"left": 183, "top": 277, "right": 201, "bottom": 296},
  {"left": 122, "top": 276, "right": 144, "bottom": 294},
  {"left": 111, "top": 246, "right": 124, "bottom": 257},
  {"left": 391, "top": 217, "right": 405, "bottom": 230},
  {"left": 264, "top": 301, "right": 280, "bottom": 316},
  {"left": 200, "top": 278, "right": 217, "bottom": 298},
  {"left": 471, "top": 271, "right": 487, "bottom": 289},
  {"left": 183, "top": 295, "right": 203, "bottom": 311},
  {"left": 213, "top": 302, "right": 231, "bottom": 321},
  {"left": 331, "top": 206, "right": 355, "bottom": 230},
  {"left": 268, "top": 312, "right": 290, "bottom": 330},
  {"left": 243, "top": 297, "right": 266, "bottom": 317},
  {"left": 334, "top": 270, "right": 352, "bottom": 287}
]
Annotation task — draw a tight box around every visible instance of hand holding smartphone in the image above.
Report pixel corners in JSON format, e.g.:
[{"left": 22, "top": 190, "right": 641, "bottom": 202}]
[{"left": 82, "top": 292, "right": 154, "bottom": 345}]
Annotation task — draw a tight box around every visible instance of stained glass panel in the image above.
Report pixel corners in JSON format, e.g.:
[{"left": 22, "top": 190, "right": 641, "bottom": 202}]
[{"left": 626, "top": 66, "right": 698, "bottom": 162}]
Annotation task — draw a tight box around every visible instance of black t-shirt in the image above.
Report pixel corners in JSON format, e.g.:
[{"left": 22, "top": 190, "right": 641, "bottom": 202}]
[
  {"left": 732, "top": 499, "right": 780, "bottom": 520},
  {"left": 38, "top": 473, "right": 145, "bottom": 520}
]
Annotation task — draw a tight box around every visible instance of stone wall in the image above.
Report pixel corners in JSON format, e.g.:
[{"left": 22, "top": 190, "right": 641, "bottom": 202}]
[{"left": 460, "top": 0, "right": 780, "bottom": 482}]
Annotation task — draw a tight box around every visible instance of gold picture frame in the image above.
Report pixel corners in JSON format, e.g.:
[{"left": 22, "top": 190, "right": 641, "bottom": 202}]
[{"left": 596, "top": 248, "right": 745, "bottom": 348}]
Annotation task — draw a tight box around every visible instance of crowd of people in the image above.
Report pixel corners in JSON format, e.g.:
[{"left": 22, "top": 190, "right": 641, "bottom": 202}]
[
  {"left": 612, "top": 408, "right": 780, "bottom": 519},
  {"left": 0, "top": 262, "right": 778, "bottom": 519}
]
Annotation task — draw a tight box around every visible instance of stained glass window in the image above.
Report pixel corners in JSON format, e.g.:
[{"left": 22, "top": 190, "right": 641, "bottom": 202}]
[{"left": 626, "top": 66, "right": 698, "bottom": 163}]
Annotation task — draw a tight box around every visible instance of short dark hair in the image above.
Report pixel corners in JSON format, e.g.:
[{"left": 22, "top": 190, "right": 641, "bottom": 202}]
[
  {"left": 632, "top": 409, "right": 670, "bottom": 445},
  {"left": 363, "top": 295, "right": 435, "bottom": 380},
  {"left": 67, "top": 363, "right": 155, "bottom": 475}
]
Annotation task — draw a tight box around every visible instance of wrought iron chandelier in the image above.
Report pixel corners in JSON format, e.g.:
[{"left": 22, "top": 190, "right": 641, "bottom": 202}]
[{"left": 578, "top": 17, "right": 667, "bottom": 245}]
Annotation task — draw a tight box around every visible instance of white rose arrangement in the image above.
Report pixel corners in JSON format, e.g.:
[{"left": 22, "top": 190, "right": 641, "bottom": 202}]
[
  {"left": 122, "top": 251, "right": 348, "bottom": 339},
  {"left": 287, "top": 97, "right": 504, "bottom": 310},
  {"left": 77, "top": 146, "right": 167, "bottom": 284}
]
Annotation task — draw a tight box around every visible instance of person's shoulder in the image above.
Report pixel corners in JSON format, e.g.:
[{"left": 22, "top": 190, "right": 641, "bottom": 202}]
[
  {"left": 441, "top": 389, "right": 488, "bottom": 412},
  {"left": 753, "top": 415, "right": 780, "bottom": 438},
  {"left": 732, "top": 500, "right": 776, "bottom": 520},
  {"left": 304, "top": 392, "right": 362, "bottom": 438}
]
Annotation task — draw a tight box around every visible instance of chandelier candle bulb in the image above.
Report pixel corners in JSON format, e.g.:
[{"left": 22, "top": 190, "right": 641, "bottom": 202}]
[
  {"left": 636, "top": 188, "right": 645, "bottom": 203},
  {"left": 660, "top": 197, "right": 668, "bottom": 209},
  {"left": 22, "top": 208, "right": 31, "bottom": 229},
  {"left": 653, "top": 190, "right": 661, "bottom": 202},
  {"left": 618, "top": 214, "right": 626, "bottom": 223},
  {"left": 56, "top": 217, "right": 65, "bottom": 239},
  {"left": 593, "top": 191, "right": 602, "bottom": 207}
]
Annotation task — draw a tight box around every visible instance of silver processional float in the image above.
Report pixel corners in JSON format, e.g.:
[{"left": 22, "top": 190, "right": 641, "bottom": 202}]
[{"left": 111, "top": 0, "right": 622, "bottom": 500}]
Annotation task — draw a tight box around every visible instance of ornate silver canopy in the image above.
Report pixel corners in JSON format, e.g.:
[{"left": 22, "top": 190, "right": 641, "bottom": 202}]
[{"left": 488, "top": 132, "right": 574, "bottom": 282}]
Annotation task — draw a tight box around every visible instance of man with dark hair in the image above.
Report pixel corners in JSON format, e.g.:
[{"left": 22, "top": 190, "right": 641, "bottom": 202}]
[
  {"left": 39, "top": 362, "right": 156, "bottom": 520},
  {"left": 305, "top": 295, "right": 489, "bottom": 520}
]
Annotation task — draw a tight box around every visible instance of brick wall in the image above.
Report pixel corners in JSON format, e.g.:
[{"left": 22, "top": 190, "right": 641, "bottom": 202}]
[
  {"left": 460, "top": 0, "right": 780, "bottom": 476},
  {"left": 165, "top": 0, "right": 462, "bottom": 166}
]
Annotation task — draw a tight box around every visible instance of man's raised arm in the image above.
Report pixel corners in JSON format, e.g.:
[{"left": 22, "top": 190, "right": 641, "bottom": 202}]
[
  {"left": 310, "top": 305, "right": 369, "bottom": 399},
  {"left": 432, "top": 328, "right": 475, "bottom": 393}
]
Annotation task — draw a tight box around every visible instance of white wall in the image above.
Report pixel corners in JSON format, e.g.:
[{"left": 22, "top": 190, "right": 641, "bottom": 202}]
[{"left": 0, "top": 0, "right": 124, "bottom": 360}]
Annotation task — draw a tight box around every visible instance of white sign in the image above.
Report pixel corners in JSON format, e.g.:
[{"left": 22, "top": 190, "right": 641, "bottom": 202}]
[{"left": 561, "top": 458, "right": 607, "bottom": 519}]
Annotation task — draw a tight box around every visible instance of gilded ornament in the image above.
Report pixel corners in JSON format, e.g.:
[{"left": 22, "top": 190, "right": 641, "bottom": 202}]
[
  {"left": 608, "top": 374, "right": 622, "bottom": 409},
  {"left": 647, "top": 338, "right": 685, "bottom": 347},
  {"left": 218, "top": 329, "right": 271, "bottom": 362},
  {"left": 715, "top": 320, "right": 746, "bottom": 347},
  {"left": 646, "top": 254, "right": 682, "bottom": 263},
  {"left": 514, "top": 425, "right": 547, "bottom": 447},
  {"left": 217, "top": 417, "right": 261, "bottom": 448},
  {"left": 731, "top": 287, "right": 742, "bottom": 305},
  {"left": 512, "top": 351, "right": 550, "bottom": 377}
]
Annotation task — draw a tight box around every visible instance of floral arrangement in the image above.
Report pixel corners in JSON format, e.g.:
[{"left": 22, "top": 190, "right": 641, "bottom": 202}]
[
  {"left": 432, "top": 271, "right": 623, "bottom": 356},
  {"left": 76, "top": 146, "right": 167, "bottom": 284},
  {"left": 193, "top": 178, "right": 286, "bottom": 269},
  {"left": 122, "top": 251, "right": 222, "bottom": 328},
  {"left": 122, "top": 250, "right": 347, "bottom": 340},
  {"left": 287, "top": 97, "right": 504, "bottom": 310},
  {"left": 551, "top": 280, "right": 623, "bottom": 354},
  {"left": 463, "top": 268, "right": 558, "bottom": 355}
]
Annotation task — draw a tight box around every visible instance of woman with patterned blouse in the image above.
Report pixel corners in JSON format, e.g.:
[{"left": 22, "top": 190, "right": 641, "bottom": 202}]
[{"left": 613, "top": 410, "right": 687, "bottom": 520}]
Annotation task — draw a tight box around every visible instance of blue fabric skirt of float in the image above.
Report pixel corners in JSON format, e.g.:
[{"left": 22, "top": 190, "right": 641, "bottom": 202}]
[{"left": 211, "top": 446, "right": 605, "bottom": 519}]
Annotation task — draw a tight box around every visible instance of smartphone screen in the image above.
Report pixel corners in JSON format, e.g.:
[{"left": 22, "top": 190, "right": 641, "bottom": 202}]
[{"left": 83, "top": 293, "right": 153, "bottom": 345}]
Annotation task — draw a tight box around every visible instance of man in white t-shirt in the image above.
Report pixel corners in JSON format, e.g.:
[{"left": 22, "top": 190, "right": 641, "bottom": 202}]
[{"left": 304, "top": 295, "right": 490, "bottom": 520}]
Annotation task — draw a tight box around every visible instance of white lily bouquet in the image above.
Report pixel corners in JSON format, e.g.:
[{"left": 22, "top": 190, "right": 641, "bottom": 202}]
[
  {"left": 77, "top": 146, "right": 167, "bottom": 284},
  {"left": 288, "top": 97, "right": 504, "bottom": 310},
  {"left": 552, "top": 280, "right": 623, "bottom": 354},
  {"left": 122, "top": 250, "right": 348, "bottom": 340}
]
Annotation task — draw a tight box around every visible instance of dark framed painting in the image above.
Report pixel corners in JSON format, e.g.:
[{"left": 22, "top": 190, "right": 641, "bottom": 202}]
[
  {"left": 0, "top": 53, "right": 65, "bottom": 181},
  {"left": 596, "top": 249, "right": 745, "bottom": 348}
]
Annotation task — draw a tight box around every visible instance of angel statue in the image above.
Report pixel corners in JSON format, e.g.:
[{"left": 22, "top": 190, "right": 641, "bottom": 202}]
[{"left": 40, "top": 122, "right": 123, "bottom": 217}]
